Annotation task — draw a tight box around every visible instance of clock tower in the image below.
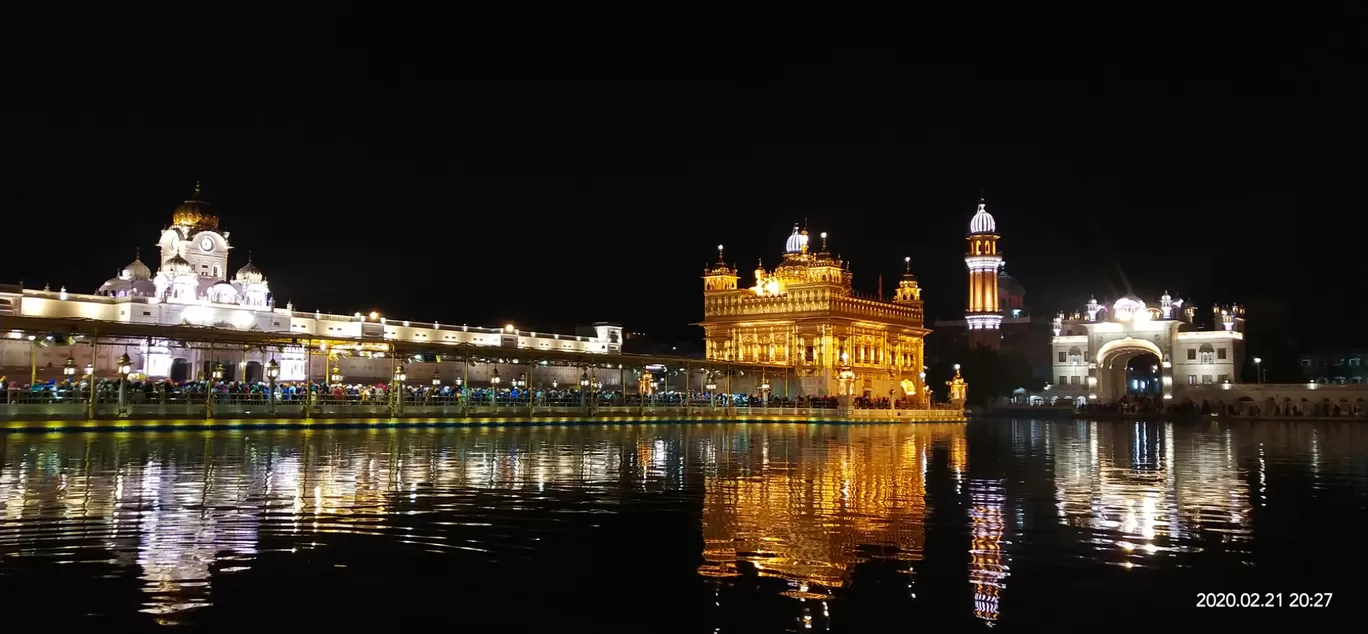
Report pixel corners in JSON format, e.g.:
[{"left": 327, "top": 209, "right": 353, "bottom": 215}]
[{"left": 158, "top": 182, "right": 231, "bottom": 280}]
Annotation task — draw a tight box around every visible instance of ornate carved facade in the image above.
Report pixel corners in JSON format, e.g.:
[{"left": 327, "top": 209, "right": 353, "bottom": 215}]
[{"left": 697, "top": 226, "right": 931, "bottom": 399}]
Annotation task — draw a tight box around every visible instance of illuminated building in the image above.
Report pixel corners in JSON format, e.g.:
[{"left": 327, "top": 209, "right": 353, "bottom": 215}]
[
  {"left": 964, "top": 200, "right": 1003, "bottom": 347},
  {"left": 697, "top": 225, "right": 929, "bottom": 398},
  {"left": 0, "top": 183, "right": 622, "bottom": 382},
  {"left": 1051, "top": 294, "right": 1246, "bottom": 402},
  {"left": 930, "top": 199, "right": 1053, "bottom": 380}
]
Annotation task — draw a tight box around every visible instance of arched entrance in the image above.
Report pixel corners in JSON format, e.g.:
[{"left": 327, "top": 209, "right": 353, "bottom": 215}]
[
  {"left": 1095, "top": 338, "right": 1165, "bottom": 402},
  {"left": 170, "top": 358, "right": 191, "bottom": 383}
]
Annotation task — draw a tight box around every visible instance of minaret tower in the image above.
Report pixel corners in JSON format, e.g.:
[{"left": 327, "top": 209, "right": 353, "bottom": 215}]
[{"left": 964, "top": 198, "right": 1003, "bottom": 348}]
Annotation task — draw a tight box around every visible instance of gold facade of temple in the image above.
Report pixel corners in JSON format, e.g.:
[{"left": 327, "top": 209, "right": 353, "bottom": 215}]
[{"left": 698, "top": 226, "right": 931, "bottom": 399}]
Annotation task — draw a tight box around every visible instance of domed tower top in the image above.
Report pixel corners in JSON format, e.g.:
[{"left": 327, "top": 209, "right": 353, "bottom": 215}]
[
  {"left": 171, "top": 181, "right": 220, "bottom": 231},
  {"left": 969, "top": 198, "right": 996, "bottom": 235},
  {"left": 123, "top": 248, "right": 152, "bottom": 281},
  {"left": 235, "top": 252, "right": 264, "bottom": 283},
  {"left": 784, "top": 224, "right": 810, "bottom": 254}
]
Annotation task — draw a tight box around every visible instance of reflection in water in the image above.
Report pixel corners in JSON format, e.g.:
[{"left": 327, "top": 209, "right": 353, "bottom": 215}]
[
  {"left": 697, "top": 424, "right": 964, "bottom": 598},
  {"left": 968, "top": 478, "right": 1009, "bottom": 625},
  {"left": 0, "top": 421, "right": 1364, "bottom": 630},
  {"left": 1051, "top": 421, "right": 1253, "bottom": 566}
]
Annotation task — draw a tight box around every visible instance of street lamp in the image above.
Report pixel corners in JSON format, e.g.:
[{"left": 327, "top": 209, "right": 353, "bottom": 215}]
[
  {"left": 84, "top": 363, "right": 94, "bottom": 378},
  {"left": 116, "top": 352, "right": 133, "bottom": 416},
  {"left": 330, "top": 366, "right": 343, "bottom": 384},
  {"left": 551, "top": 379, "right": 558, "bottom": 389},
  {"left": 118, "top": 353, "right": 133, "bottom": 377},
  {"left": 432, "top": 369, "right": 442, "bottom": 386},
  {"left": 265, "top": 358, "right": 280, "bottom": 414},
  {"left": 63, "top": 356, "right": 77, "bottom": 377},
  {"left": 211, "top": 362, "right": 224, "bottom": 381},
  {"left": 490, "top": 368, "right": 501, "bottom": 408},
  {"left": 580, "top": 371, "right": 590, "bottom": 388},
  {"left": 1253, "top": 356, "right": 1263, "bottom": 384},
  {"left": 395, "top": 364, "right": 407, "bottom": 382}
]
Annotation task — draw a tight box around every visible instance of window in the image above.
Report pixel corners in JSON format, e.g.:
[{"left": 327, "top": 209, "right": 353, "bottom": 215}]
[
  {"left": 1334, "top": 376, "right": 1347, "bottom": 384},
  {"left": 1300, "top": 358, "right": 1313, "bottom": 367},
  {"left": 1218, "top": 374, "right": 1229, "bottom": 383},
  {"left": 1188, "top": 374, "right": 1197, "bottom": 385},
  {"left": 1187, "top": 349, "right": 1197, "bottom": 360},
  {"left": 1058, "top": 351, "right": 1067, "bottom": 362},
  {"left": 1198, "top": 344, "right": 1216, "bottom": 364},
  {"left": 1059, "top": 375, "right": 1068, "bottom": 386},
  {"left": 1351, "top": 357, "right": 1362, "bottom": 367},
  {"left": 1201, "top": 375, "right": 1213, "bottom": 384},
  {"left": 1217, "top": 348, "right": 1227, "bottom": 360},
  {"left": 1070, "top": 375, "right": 1080, "bottom": 385}
]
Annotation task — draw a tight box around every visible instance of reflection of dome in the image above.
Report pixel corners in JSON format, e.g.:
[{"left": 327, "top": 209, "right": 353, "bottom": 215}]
[
  {"left": 171, "top": 182, "right": 220, "bottom": 231},
  {"left": 969, "top": 200, "right": 996, "bottom": 234},
  {"left": 164, "top": 254, "right": 193, "bottom": 274},
  {"left": 784, "top": 224, "right": 809, "bottom": 253},
  {"left": 235, "top": 257, "right": 263, "bottom": 283},
  {"left": 123, "top": 251, "right": 152, "bottom": 281}
]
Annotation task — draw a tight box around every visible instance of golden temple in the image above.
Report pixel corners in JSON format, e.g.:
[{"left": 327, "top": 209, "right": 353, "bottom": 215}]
[{"left": 698, "top": 225, "right": 930, "bottom": 400}]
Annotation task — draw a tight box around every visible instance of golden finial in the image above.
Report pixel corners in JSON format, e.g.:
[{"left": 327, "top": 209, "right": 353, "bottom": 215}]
[
  {"left": 717, "top": 244, "right": 725, "bottom": 264},
  {"left": 904, "top": 256, "right": 911, "bottom": 273}
]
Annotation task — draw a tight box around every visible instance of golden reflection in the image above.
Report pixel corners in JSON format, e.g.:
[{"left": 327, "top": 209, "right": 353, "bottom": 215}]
[
  {"left": 1052, "top": 421, "right": 1254, "bottom": 565},
  {"left": 698, "top": 423, "right": 963, "bottom": 597},
  {"left": 968, "top": 478, "right": 1009, "bottom": 625}
]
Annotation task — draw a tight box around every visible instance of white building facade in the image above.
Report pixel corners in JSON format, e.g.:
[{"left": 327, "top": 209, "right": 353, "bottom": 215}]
[
  {"left": 0, "top": 184, "right": 622, "bottom": 384},
  {"left": 1049, "top": 293, "right": 1246, "bottom": 403}
]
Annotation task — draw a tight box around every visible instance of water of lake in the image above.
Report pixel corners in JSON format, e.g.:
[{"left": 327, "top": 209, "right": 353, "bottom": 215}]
[{"left": 2, "top": 421, "right": 1363, "bottom": 631}]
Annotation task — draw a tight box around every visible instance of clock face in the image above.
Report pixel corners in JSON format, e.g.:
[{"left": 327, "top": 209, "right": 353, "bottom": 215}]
[{"left": 199, "top": 237, "right": 214, "bottom": 251}]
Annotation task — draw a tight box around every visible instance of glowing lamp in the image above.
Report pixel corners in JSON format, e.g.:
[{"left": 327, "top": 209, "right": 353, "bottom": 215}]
[
  {"left": 265, "top": 358, "right": 280, "bottom": 380},
  {"left": 454, "top": 376, "right": 463, "bottom": 387},
  {"left": 394, "top": 364, "right": 407, "bottom": 382},
  {"left": 211, "top": 362, "right": 224, "bottom": 380},
  {"left": 580, "top": 371, "right": 590, "bottom": 387},
  {"left": 432, "top": 369, "right": 442, "bottom": 386},
  {"left": 369, "top": 311, "right": 379, "bottom": 320},
  {"left": 760, "top": 380, "right": 771, "bottom": 392},
  {"left": 84, "top": 363, "right": 94, "bottom": 377},
  {"left": 330, "top": 367, "right": 343, "bottom": 383},
  {"left": 490, "top": 369, "right": 501, "bottom": 385},
  {"left": 63, "top": 356, "right": 77, "bottom": 376},
  {"left": 117, "top": 353, "right": 133, "bottom": 377}
]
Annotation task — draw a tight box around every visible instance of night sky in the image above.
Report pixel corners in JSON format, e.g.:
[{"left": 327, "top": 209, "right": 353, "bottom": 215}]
[{"left": 2, "top": 19, "right": 1363, "bottom": 348}]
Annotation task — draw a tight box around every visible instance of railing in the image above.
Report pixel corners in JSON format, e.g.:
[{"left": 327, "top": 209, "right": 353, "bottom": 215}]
[{"left": 0, "top": 392, "right": 965, "bottom": 423}]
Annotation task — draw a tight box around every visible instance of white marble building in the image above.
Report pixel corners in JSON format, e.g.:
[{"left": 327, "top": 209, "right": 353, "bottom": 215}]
[
  {"left": 0, "top": 184, "right": 622, "bottom": 384},
  {"left": 1049, "top": 293, "right": 1246, "bottom": 402}
]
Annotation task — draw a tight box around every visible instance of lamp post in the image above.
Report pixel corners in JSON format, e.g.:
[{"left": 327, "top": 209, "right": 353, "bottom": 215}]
[
  {"left": 490, "top": 368, "right": 501, "bottom": 411},
  {"left": 116, "top": 352, "right": 132, "bottom": 417},
  {"left": 392, "top": 363, "right": 407, "bottom": 417},
  {"left": 431, "top": 368, "right": 441, "bottom": 406},
  {"left": 590, "top": 376, "right": 601, "bottom": 415},
  {"left": 759, "top": 375, "right": 771, "bottom": 409},
  {"left": 579, "top": 370, "right": 590, "bottom": 414},
  {"left": 63, "top": 356, "right": 77, "bottom": 379},
  {"left": 265, "top": 358, "right": 279, "bottom": 415},
  {"left": 1254, "top": 357, "right": 1263, "bottom": 384},
  {"left": 207, "top": 361, "right": 224, "bottom": 418},
  {"left": 705, "top": 372, "right": 717, "bottom": 409}
]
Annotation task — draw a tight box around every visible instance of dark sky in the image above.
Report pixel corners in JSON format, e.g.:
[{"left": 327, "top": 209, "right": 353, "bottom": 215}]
[{"left": 2, "top": 17, "right": 1363, "bottom": 347}]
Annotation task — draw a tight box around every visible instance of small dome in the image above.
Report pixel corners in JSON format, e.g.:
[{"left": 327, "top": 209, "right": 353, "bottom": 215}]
[
  {"left": 969, "top": 200, "right": 996, "bottom": 234},
  {"left": 171, "top": 182, "right": 220, "bottom": 231},
  {"left": 784, "top": 224, "right": 809, "bottom": 254},
  {"left": 164, "top": 254, "right": 193, "bottom": 274},
  {"left": 206, "top": 281, "right": 239, "bottom": 304},
  {"left": 235, "top": 256, "right": 263, "bottom": 283},
  {"left": 123, "top": 250, "right": 152, "bottom": 281}
]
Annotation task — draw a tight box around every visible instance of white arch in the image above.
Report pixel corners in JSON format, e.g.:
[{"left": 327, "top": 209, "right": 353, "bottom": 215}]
[{"left": 1096, "top": 337, "right": 1164, "bottom": 368}]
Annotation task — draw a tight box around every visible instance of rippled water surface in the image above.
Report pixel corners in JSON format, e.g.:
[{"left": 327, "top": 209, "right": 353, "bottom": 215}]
[{"left": 2, "top": 421, "right": 1364, "bottom": 630}]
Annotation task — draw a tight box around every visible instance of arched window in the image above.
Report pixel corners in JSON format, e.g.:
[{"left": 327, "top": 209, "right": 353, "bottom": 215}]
[
  {"left": 1198, "top": 343, "right": 1216, "bottom": 364},
  {"left": 1067, "top": 346, "right": 1083, "bottom": 364}
]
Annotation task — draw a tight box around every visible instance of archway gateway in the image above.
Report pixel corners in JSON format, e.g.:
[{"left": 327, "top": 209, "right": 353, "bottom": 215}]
[{"left": 1094, "top": 337, "right": 1167, "bottom": 402}]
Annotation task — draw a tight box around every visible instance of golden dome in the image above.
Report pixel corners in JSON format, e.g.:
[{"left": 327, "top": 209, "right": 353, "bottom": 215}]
[{"left": 171, "top": 181, "right": 219, "bottom": 231}]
